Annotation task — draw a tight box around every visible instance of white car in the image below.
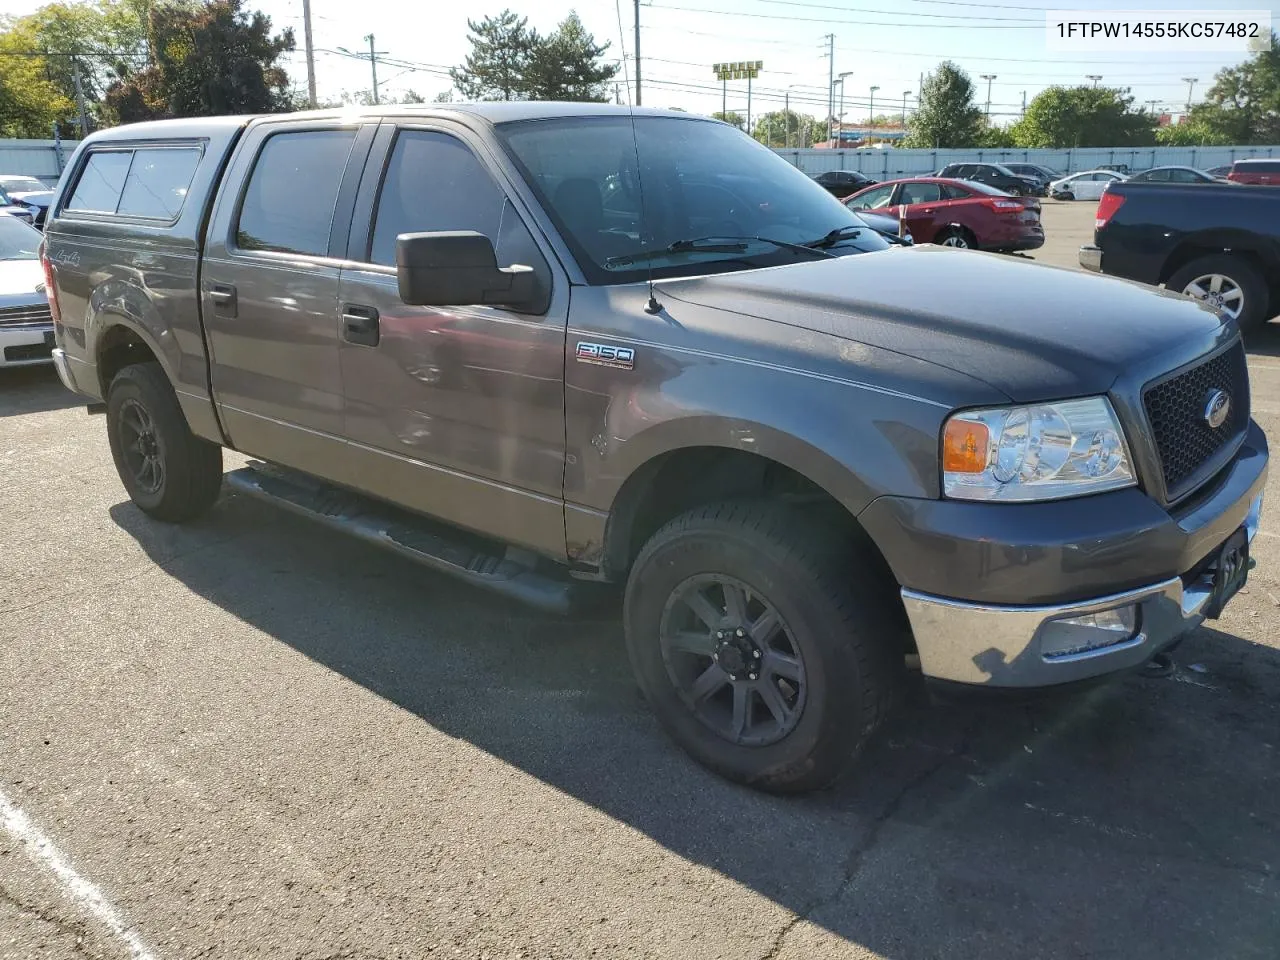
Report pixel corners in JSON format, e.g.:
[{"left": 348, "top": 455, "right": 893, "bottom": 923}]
[
  {"left": 1049, "top": 169, "right": 1128, "bottom": 201},
  {"left": 0, "top": 216, "right": 54, "bottom": 368}
]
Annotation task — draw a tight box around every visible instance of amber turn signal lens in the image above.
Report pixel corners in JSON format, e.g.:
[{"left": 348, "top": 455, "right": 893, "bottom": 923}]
[{"left": 943, "top": 419, "right": 990, "bottom": 474}]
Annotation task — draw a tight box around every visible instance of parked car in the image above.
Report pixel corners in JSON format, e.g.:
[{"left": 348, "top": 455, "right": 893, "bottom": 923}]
[
  {"left": 0, "top": 188, "right": 37, "bottom": 226},
  {"left": 1049, "top": 169, "right": 1127, "bottom": 200},
  {"left": 1097, "top": 163, "right": 1130, "bottom": 174},
  {"left": 44, "top": 105, "right": 1267, "bottom": 792},
  {"left": 936, "top": 162, "right": 1041, "bottom": 196},
  {"left": 1227, "top": 158, "right": 1280, "bottom": 185},
  {"left": 1126, "top": 166, "right": 1230, "bottom": 184},
  {"left": 1205, "top": 164, "right": 1234, "bottom": 178},
  {"left": 0, "top": 216, "right": 54, "bottom": 368},
  {"left": 811, "top": 169, "right": 878, "bottom": 197},
  {"left": 1002, "top": 162, "right": 1058, "bottom": 192},
  {"left": 0, "top": 175, "right": 55, "bottom": 226},
  {"left": 845, "top": 177, "right": 1043, "bottom": 252},
  {"left": 1079, "top": 180, "right": 1280, "bottom": 331}
]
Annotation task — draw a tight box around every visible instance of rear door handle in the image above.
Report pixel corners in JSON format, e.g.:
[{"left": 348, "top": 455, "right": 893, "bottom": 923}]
[
  {"left": 342, "top": 304, "right": 380, "bottom": 347},
  {"left": 209, "top": 284, "right": 237, "bottom": 317}
]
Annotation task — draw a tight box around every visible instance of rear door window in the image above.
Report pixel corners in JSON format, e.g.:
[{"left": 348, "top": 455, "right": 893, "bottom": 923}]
[
  {"left": 236, "top": 130, "right": 357, "bottom": 256},
  {"left": 898, "top": 182, "right": 942, "bottom": 204},
  {"left": 66, "top": 151, "right": 133, "bottom": 212}
]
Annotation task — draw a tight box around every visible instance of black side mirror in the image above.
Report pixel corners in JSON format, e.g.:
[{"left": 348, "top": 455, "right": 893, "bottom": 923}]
[{"left": 396, "top": 231, "right": 545, "bottom": 313}]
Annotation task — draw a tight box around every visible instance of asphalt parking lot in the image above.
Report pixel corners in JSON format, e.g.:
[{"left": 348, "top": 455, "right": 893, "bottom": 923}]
[{"left": 2, "top": 199, "right": 1279, "bottom": 960}]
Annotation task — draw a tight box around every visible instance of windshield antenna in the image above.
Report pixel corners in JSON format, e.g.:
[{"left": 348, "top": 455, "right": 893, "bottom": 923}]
[{"left": 624, "top": 102, "right": 663, "bottom": 315}]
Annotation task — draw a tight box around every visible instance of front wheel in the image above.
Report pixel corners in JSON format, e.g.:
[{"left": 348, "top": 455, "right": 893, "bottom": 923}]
[
  {"left": 106, "top": 362, "right": 223, "bottom": 522},
  {"left": 624, "top": 501, "right": 902, "bottom": 793},
  {"left": 1167, "top": 254, "right": 1269, "bottom": 333}
]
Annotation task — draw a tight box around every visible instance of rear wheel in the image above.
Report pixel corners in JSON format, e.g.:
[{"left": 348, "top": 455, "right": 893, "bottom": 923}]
[
  {"left": 624, "top": 501, "right": 902, "bottom": 793},
  {"left": 1167, "top": 254, "right": 1269, "bottom": 333},
  {"left": 106, "top": 362, "right": 223, "bottom": 522},
  {"left": 936, "top": 227, "right": 975, "bottom": 249}
]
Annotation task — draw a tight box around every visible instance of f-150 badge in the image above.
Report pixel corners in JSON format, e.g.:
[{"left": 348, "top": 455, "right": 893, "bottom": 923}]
[{"left": 576, "top": 341, "right": 636, "bottom": 370}]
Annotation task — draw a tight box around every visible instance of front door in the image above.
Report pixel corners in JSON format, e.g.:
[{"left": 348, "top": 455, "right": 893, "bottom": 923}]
[
  {"left": 335, "top": 123, "right": 569, "bottom": 559},
  {"left": 201, "top": 120, "right": 374, "bottom": 478}
]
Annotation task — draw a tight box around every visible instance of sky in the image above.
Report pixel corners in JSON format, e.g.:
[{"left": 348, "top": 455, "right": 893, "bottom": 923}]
[{"left": 9, "top": 0, "right": 1272, "bottom": 125}]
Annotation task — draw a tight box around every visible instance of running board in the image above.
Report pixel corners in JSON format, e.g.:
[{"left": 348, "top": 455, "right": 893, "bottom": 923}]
[{"left": 224, "top": 463, "right": 575, "bottom": 614}]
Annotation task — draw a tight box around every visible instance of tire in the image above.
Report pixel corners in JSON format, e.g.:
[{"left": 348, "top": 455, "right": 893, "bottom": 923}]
[
  {"left": 106, "top": 362, "right": 223, "bottom": 522},
  {"left": 1058, "top": 192, "right": 1074, "bottom": 201},
  {"left": 1167, "top": 254, "right": 1269, "bottom": 334},
  {"left": 623, "top": 501, "right": 902, "bottom": 793},
  {"left": 936, "top": 227, "right": 974, "bottom": 249}
]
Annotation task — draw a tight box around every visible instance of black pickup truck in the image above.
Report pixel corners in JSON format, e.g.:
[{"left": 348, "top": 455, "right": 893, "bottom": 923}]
[{"left": 1079, "top": 180, "right": 1280, "bottom": 332}]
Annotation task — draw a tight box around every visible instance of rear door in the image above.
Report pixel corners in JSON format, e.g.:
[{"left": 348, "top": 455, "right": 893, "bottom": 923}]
[
  {"left": 201, "top": 118, "right": 375, "bottom": 478},
  {"left": 334, "top": 121, "right": 569, "bottom": 558},
  {"left": 893, "top": 181, "right": 944, "bottom": 242}
]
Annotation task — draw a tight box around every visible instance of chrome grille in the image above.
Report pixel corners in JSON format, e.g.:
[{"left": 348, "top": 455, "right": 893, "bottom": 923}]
[
  {"left": 0, "top": 303, "right": 53, "bottom": 327},
  {"left": 1142, "top": 340, "right": 1249, "bottom": 501}
]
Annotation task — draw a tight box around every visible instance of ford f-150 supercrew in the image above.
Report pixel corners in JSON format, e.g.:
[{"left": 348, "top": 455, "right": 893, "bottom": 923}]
[{"left": 43, "top": 104, "right": 1267, "bottom": 792}]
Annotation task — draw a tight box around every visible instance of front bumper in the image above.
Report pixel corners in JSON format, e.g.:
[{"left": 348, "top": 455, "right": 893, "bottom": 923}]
[
  {"left": 0, "top": 324, "right": 54, "bottom": 367},
  {"left": 903, "top": 493, "right": 1260, "bottom": 687},
  {"left": 1078, "top": 244, "right": 1102, "bottom": 272}
]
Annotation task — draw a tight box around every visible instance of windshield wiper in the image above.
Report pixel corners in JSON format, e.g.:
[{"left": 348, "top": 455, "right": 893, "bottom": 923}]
[
  {"left": 803, "top": 225, "right": 865, "bottom": 249},
  {"left": 604, "top": 235, "right": 833, "bottom": 268}
]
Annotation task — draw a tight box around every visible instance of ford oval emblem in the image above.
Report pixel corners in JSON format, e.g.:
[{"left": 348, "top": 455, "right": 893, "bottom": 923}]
[{"left": 1204, "top": 389, "right": 1231, "bottom": 429}]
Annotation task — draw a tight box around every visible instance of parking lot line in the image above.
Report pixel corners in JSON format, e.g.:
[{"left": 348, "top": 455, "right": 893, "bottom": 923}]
[{"left": 0, "top": 786, "right": 157, "bottom": 960}]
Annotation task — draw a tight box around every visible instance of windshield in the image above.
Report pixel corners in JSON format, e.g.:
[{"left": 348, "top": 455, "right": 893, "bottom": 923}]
[
  {"left": 990, "top": 164, "right": 1021, "bottom": 177},
  {"left": 957, "top": 179, "right": 1016, "bottom": 197},
  {"left": 496, "top": 115, "right": 888, "bottom": 283},
  {"left": 0, "top": 215, "right": 40, "bottom": 259},
  {"left": 0, "top": 177, "right": 46, "bottom": 194}
]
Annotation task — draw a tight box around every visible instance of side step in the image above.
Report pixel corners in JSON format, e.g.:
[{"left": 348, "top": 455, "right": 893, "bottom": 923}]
[{"left": 224, "top": 463, "right": 576, "bottom": 614}]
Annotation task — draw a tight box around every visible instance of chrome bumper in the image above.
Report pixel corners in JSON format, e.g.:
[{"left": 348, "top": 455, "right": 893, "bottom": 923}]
[
  {"left": 902, "top": 494, "right": 1263, "bottom": 687},
  {"left": 1078, "top": 245, "right": 1102, "bottom": 272}
]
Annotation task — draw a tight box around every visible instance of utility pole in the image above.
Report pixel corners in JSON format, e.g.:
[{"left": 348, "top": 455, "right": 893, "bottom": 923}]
[
  {"left": 1182, "top": 76, "right": 1198, "bottom": 113},
  {"left": 71, "top": 58, "right": 89, "bottom": 138},
  {"left": 980, "top": 74, "right": 996, "bottom": 121},
  {"left": 365, "top": 34, "right": 379, "bottom": 104},
  {"left": 1086, "top": 74, "right": 1102, "bottom": 88},
  {"left": 869, "top": 84, "right": 879, "bottom": 125},
  {"left": 902, "top": 90, "right": 910, "bottom": 127},
  {"left": 634, "top": 0, "right": 642, "bottom": 105},
  {"left": 1146, "top": 99, "right": 1159, "bottom": 115},
  {"left": 784, "top": 88, "right": 790, "bottom": 148},
  {"left": 821, "top": 34, "right": 835, "bottom": 145},
  {"left": 837, "top": 72, "right": 851, "bottom": 144},
  {"left": 1021, "top": 90, "right": 1026, "bottom": 117},
  {"left": 301, "top": 0, "right": 317, "bottom": 107}
]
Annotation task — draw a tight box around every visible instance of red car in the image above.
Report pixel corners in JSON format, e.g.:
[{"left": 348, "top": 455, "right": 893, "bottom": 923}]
[
  {"left": 843, "top": 177, "right": 1044, "bottom": 252},
  {"left": 1226, "top": 158, "right": 1280, "bottom": 185}
]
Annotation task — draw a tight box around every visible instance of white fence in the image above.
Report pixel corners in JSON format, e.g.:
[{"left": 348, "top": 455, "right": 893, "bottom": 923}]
[
  {"left": 774, "top": 145, "right": 1280, "bottom": 178},
  {"left": 0, "top": 139, "right": 78, "bottom": 186}
]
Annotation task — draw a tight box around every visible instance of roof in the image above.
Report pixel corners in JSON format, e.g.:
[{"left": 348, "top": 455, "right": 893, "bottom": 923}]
[{"left": 80, "top": 103, "right": 715, "bottom": 145}]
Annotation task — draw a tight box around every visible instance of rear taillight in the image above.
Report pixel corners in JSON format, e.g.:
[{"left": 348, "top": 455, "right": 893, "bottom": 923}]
[
  {"left": 1094, "top": 192, "right": 1125, "bottom": 230},
  {"left": 984, "top": 198, "right": 1024, "bottom": 213},
  {"left": 37, "top": 239, "right": 61, "bottom": 325}
]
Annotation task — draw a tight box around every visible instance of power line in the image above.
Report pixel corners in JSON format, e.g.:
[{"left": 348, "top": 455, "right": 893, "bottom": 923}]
[{"left": 746, "top": 0, "right": 1042, "bottom": 23}]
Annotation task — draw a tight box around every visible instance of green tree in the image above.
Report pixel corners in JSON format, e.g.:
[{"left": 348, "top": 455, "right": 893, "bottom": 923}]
[
  {"left": 524, "top": 12, "right": 617, "bottom": 101},
  {"left": 0, "top": 21, "right": 77, "bottom": 136},
  {"left": 751, "top": 109, "right": 811, "bottom": 147},
  {"left": 1154, "top": 119, "right": 1233, "bottom": 146},
  {"left": 712, "top": 110, "right": 745, "bottom": 130},
  {"left": 103, "top": 0, "right": 293, "bottom": 122},
  {"left": 974, "top": 123, "right": 1015, "bottom": 148},
  {"left": 449, "top": 10, "right": 536, "bottom": 101},
  {"left": 903, "top": 62, "right": 983, "bottom": 148},
  {"left": 1010, "top": 85, "right": 1154, "bottom": 148},
  {"left": 1185, "top": 34, "right": 1279, "bottom": 143}
]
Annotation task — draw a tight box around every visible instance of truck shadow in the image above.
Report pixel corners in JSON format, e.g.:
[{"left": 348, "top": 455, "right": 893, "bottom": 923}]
[
  {"left": 0, "top": 365, "right": 82, "bottom": 416},
  {"left": 110, "top": 494, "right": 1280, "bottom": 959}
]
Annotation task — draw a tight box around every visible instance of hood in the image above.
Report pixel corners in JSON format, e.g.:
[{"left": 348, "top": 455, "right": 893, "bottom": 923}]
[
  {"left": 7, "top": 190, "right": 53, "bottom": 207},
  {"left": 0, "top": 259, "right": 46, "bottom": 303},
  {"left": 657, "top": 246, "right": 1224, "bottom": 403}
]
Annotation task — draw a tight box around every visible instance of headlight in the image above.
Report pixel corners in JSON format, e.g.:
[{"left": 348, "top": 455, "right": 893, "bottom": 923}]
[{"left": 942, "top": 397, "right": 1135, "bottom": 502}]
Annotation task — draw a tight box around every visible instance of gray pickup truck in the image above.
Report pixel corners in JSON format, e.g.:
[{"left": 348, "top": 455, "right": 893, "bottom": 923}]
[{"left": 43, "top": 104, "right": 1267, "bottom": 792}]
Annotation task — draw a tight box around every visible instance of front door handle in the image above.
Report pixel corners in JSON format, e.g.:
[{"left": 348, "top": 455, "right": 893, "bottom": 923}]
[
  {"left": 209, "top": 283, "right": 237, "bottom": 317},
  {"left": 342, "top": 304, "right": 380, "bottom": 347}
]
